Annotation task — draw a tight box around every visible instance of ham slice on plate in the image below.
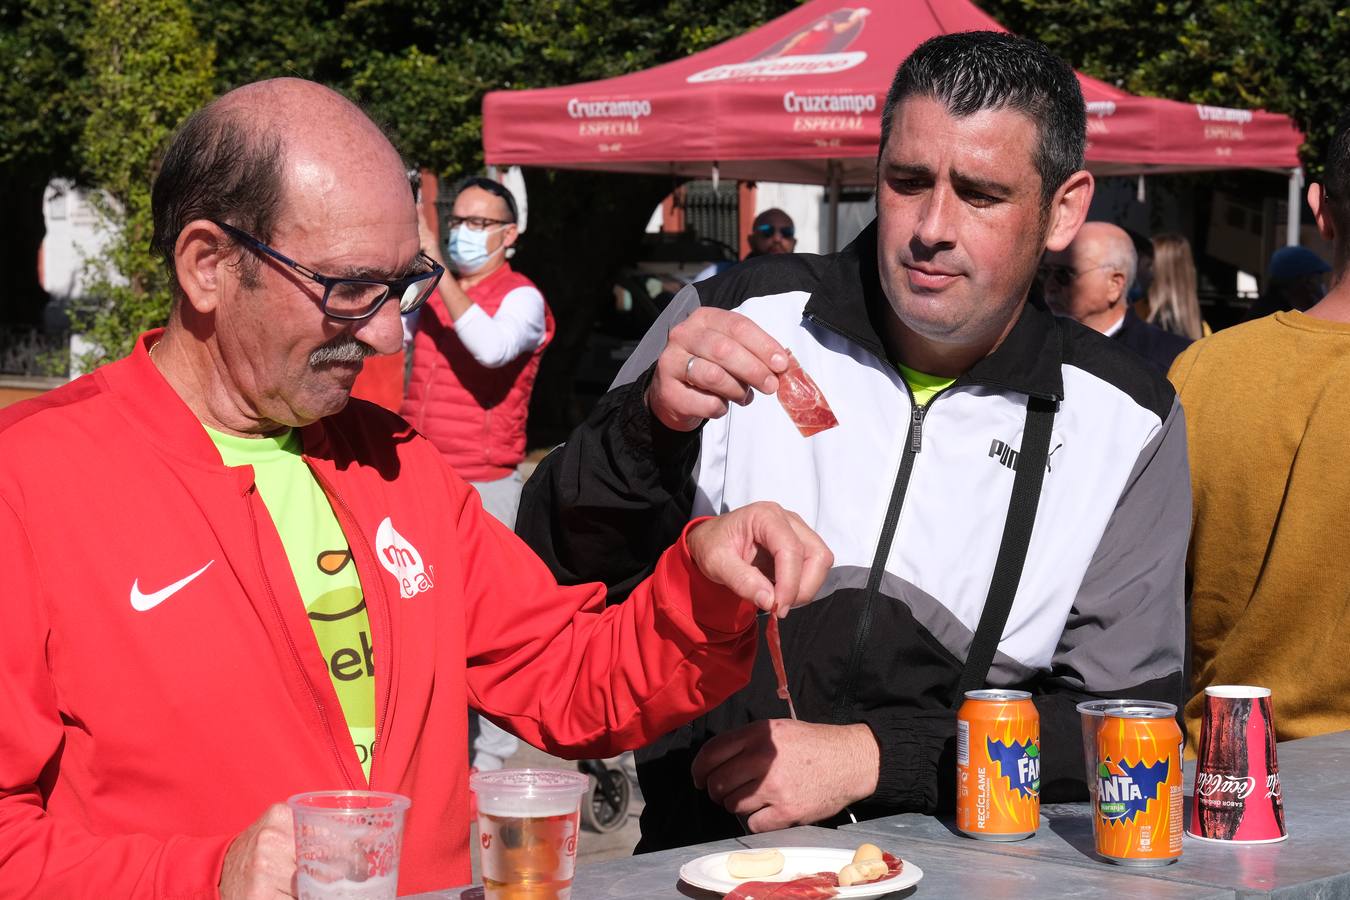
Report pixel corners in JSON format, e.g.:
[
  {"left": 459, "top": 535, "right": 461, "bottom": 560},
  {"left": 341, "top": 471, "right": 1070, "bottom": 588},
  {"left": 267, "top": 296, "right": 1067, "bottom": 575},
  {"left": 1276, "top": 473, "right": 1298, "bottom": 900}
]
[
  {"left": 724, "top": 873, "right": 839, "bottom": 899},
  {"left": 776, "top": 351, "right": 838, "bottom": 437},
  {"left": 765, "top": 614, "right": 797, "bottom": 720},
  {"left": 722, "top": 853, "right": 903, "bottom": 898}
]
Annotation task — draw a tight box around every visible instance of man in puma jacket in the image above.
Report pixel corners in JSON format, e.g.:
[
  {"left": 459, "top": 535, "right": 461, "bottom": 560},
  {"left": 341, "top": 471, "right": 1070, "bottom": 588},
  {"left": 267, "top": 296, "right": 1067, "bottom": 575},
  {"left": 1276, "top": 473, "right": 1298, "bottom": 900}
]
[{"left": 517, "top": 33, "right": 1189, "bottom": 851}]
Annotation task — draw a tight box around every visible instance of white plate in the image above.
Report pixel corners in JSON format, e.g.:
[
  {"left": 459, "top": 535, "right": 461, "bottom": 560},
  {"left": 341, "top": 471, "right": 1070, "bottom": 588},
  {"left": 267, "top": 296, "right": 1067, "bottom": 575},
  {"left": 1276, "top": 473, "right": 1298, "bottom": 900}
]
[{"left": 678, "top": 846, "right": 924, "bottom": 896}]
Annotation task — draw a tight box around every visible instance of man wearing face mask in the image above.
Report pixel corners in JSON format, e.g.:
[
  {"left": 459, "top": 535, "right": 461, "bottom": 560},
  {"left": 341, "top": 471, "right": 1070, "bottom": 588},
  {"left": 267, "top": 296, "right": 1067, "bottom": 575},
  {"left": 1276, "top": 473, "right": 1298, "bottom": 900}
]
[
  {"left": 401, "top": 176, "right": 553, "bottom": 770},
  {"left": 402, "top": 176, "right": 552, "bottom": 528}
]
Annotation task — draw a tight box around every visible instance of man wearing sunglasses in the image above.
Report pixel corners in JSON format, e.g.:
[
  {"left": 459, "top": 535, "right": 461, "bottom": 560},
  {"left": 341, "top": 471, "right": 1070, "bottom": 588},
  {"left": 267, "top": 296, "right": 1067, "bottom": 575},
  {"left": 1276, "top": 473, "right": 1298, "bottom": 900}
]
[
  {"left": 0, "top": 78, "right": 835, "bottom": 898},
  {"left": 747, "top": 208, "right": 798, "bottom": 257}
]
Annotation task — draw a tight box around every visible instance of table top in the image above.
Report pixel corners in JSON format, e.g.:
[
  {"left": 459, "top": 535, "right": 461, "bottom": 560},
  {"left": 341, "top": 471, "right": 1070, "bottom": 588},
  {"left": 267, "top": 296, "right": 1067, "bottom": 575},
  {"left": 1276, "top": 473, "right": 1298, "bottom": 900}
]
[
  {"left": 841, "top": 730, "right": 1350, "bottom": 900},
  {"left": 417, "top": 823, "right": 1236, "bottom": 899},
  {"left": 412, "top": 730, "right": 1349, "bottom": 899}
]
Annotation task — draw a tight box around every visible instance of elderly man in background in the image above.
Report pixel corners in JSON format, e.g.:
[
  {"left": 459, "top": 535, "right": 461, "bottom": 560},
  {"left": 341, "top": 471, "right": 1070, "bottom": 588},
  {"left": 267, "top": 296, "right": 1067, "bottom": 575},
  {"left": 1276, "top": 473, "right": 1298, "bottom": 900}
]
[
  {"left": 1170, "top": 110, "right": 1350, "bottom": 750},
  {"left": 1042, "top": 220, "right": 1192, "bottom": 374},
  {"left": 0, "top": 77, "right": 832, "bottom": 897}
]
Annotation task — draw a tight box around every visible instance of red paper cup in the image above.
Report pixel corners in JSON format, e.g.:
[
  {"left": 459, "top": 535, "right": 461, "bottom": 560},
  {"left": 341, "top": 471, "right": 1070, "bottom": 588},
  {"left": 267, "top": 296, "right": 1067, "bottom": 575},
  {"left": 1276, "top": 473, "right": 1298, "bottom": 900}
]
[{"left": 1187, "top": 685, "right": 1287, "bottom": 843}]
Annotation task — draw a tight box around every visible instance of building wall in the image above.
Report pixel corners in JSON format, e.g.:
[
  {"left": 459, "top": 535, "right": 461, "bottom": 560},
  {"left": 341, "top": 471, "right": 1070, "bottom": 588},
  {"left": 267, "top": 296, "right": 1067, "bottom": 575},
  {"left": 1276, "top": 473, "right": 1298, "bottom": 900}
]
[{"left": 41, "top": 179, "right": 113, "bottom": 302}]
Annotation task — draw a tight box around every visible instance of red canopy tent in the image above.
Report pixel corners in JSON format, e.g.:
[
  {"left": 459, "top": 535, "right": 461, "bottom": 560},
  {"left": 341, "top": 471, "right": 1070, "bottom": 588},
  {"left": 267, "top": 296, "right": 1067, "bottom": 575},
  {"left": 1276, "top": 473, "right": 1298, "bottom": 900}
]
[{"left": 483, "top": 0, "right": 1305, "bottom": 245}]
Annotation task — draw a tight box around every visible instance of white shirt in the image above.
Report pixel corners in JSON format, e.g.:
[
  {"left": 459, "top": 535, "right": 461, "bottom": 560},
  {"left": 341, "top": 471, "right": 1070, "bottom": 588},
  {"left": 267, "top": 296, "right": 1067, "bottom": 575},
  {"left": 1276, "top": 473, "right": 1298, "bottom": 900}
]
[{"left": 449, "top": 285, "right": 548, "bottom": 368}]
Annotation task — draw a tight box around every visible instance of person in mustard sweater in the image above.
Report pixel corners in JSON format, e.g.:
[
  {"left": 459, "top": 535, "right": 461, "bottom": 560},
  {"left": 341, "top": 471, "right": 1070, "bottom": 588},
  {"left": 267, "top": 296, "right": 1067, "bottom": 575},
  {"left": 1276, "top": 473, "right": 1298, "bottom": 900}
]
[{"left": 1169, "top": 110, "right": 1350, "bottom": 751}]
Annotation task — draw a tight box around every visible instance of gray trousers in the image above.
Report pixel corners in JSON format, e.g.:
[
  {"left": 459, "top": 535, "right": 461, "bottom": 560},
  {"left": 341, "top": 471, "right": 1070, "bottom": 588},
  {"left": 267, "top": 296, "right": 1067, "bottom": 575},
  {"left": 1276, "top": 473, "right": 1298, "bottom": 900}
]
[{"left": 469, "top": 471, "right": 524, "bottom": 769}]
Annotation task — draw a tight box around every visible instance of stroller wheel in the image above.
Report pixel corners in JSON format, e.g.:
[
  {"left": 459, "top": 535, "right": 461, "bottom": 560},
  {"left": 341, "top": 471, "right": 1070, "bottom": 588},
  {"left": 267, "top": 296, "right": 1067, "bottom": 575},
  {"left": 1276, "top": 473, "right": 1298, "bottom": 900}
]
[{"left": 579, "top": 765, "right": 631, "bottom": 833}]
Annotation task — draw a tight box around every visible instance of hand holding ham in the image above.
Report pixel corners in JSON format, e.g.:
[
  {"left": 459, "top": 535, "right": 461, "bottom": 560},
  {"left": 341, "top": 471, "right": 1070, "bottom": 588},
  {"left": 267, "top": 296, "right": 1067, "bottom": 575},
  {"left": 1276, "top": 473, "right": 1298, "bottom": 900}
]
[
  {"left": 646, "top": 308, "right": 789, "bottom": 432},
  {"left": 686, "top": 501, "right": 832, "bottom": 616}
]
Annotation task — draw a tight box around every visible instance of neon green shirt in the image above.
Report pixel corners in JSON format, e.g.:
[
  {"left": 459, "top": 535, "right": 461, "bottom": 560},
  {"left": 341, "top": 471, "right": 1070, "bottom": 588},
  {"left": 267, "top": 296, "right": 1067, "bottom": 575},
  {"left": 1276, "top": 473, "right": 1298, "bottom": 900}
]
[
  {"left": 898, "top": 362, "right": 956, "bottom": 407},
  {"left": 207, "top": 427, "right": 376, "bottom": 781}
]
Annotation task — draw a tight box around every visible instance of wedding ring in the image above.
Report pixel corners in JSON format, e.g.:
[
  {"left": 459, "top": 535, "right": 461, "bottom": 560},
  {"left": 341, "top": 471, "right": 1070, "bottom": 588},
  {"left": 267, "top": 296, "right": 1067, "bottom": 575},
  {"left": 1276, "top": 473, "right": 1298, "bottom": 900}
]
[{"left": 685, "top": 355, "right": 698, "bottom": 383}]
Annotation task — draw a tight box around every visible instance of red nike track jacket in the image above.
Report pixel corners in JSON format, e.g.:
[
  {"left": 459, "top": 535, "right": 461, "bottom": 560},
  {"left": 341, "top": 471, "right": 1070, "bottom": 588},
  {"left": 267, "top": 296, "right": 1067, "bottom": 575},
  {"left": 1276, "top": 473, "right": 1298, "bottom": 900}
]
[{"left": 0, "top": 332, "right": 757, "bottom": 897}]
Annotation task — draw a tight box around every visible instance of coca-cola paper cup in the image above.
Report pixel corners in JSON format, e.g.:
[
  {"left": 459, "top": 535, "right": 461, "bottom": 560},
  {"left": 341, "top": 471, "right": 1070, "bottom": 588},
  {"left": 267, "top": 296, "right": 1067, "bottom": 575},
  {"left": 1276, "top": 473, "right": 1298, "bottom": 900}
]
[{"left": 1188, "top": 685, "right": 1287, "bottom": 843}]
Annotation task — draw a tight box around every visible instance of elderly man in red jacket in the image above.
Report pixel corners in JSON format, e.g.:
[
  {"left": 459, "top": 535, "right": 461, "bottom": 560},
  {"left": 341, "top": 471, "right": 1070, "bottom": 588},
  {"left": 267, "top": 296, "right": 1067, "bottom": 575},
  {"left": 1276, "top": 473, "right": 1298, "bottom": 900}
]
[{"left": 0, "top": 78, "right": 830, "bottom": 899}]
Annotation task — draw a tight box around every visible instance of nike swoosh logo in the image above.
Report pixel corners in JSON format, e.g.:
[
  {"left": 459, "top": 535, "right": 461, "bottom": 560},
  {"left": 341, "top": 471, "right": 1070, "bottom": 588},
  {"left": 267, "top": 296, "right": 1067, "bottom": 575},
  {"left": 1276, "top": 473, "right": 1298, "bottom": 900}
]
[{"left": 130, "top": 560, "right": 215, "bottom": 612}]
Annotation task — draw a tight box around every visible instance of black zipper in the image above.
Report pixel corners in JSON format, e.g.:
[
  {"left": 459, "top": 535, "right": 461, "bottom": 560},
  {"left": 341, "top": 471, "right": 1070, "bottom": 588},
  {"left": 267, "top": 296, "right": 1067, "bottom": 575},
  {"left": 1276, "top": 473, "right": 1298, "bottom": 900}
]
[
  {"left": 830, "top": 373, "right": 955, "bottom": 723},
  {"left": 803, "top": 307, "right": 1061, "bottom": 717},
  {"left": 246, "top": 486, "right": 357, "bottom": 789}
]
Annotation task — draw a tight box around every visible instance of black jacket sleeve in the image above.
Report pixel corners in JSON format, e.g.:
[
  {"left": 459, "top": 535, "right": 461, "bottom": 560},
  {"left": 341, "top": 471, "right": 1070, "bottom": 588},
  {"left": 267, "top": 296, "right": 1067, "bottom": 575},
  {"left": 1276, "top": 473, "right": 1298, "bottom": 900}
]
[
  {"left": 516, "top": 367, "right": 703, "bottom": 603},
  {"left": 517, "top": 283, "right": 707, "bottom": 601}
]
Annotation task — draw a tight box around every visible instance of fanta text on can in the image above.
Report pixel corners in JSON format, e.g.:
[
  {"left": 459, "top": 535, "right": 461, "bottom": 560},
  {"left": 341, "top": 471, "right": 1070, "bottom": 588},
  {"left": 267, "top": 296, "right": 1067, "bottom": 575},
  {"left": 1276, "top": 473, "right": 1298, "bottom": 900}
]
[
  {"left": 956, "top": 689, "right": 1040, "bottom": 841},
  {"left": 1095, "top": 704, "right": 1183, "bottom": 866}
]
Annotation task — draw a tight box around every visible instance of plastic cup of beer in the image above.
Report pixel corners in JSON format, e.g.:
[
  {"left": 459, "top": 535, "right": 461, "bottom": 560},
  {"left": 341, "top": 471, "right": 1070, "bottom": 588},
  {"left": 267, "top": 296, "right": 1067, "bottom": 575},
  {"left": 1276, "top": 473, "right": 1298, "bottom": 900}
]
[
  {"left": 470, "top": 768, "right": 589, "bottom": 899},
  {"left": 287, "top": 790, "right": 410, "bottom": 900},
  {"left": 1077, "top": 699, "right": 1152, "bottom": 837}
]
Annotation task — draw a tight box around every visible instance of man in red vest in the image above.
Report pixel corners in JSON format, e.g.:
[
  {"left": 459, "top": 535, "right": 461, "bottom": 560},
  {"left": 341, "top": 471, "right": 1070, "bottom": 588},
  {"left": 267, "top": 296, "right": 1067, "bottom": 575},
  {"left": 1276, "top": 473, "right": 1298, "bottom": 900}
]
[
  {"left": 400, "top": 176, "right": 552, "bottom": 769},
  {"left": 402, "top": 177, "right": 550, "bottom": 530}
]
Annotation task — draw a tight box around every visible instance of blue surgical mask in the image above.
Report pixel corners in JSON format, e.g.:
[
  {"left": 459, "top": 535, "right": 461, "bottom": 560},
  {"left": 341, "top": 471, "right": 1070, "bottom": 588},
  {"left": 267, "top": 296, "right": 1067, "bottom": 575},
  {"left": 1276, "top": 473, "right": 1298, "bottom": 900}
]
[{"left": 447, "top": 225, "right": 506, "bottom": 274}]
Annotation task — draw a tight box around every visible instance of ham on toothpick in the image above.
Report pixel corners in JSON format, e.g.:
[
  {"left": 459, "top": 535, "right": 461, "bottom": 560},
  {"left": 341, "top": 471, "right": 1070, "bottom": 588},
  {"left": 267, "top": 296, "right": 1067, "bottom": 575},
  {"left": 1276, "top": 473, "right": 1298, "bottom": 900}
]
[{"left": 776, "top": 351, "right": 838, "bottom": 437}]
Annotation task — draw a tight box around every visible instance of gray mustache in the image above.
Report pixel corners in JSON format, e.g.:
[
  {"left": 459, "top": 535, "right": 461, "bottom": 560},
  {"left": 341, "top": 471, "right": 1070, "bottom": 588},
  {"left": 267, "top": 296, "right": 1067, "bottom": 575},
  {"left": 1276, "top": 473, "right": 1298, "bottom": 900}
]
[{"left": 309, "top": 337, "right": 375, "bottom": 366}]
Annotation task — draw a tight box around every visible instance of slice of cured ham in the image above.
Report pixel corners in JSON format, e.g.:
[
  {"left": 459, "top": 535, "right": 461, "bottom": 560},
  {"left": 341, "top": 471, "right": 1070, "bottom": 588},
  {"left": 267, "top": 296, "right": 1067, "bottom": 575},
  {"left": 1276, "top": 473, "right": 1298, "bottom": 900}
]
[
  {"left": 765, "top": 614, "right": 797, "bottom": 720},
  {"left": 722, "top": 853, "right": 905, "bottom": 899},
  {"left": 724, "top": 873, "right": 839, "bottom": 899},
  {"left": 776, "top": 352, "right": 839, "bottom": 437}
]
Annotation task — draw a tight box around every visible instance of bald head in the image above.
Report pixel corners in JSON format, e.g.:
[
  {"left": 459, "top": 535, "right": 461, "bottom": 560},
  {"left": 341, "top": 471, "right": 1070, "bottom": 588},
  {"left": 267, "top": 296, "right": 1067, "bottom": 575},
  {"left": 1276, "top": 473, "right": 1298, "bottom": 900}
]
[
  {"left": 215, "top": 79, "right": 407, "bottom": 196},
  {"left": 1074, "top": 222, "right": 1137, "bottom": 289},
  {"left": 749, "top": 207, "right": 796, "bottom": 256},
  {"left": 152, "top": 78, "right": 411, "bottom": 293},
  {"left": 150, "top": 78, "right": 425, "bottom": 434},
  {"left": 1042, "top": 221, "right": 1137, "bottom": 333}
]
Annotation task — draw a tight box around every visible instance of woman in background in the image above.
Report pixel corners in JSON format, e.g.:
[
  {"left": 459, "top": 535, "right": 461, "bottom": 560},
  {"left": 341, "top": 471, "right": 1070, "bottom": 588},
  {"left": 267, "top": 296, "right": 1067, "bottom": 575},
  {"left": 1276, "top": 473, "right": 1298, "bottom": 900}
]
[{"left": 1141, "top": 233, "right": 1209, "bottom": 339}]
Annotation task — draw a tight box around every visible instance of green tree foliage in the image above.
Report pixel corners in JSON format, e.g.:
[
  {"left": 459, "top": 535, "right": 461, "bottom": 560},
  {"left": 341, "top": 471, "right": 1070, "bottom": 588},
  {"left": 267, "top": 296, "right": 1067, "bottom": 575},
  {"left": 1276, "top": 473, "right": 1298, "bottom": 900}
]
[
  {"left": 74, "top": 0, "right": 215, "bottom": 366},
  {"left": 7, "top": 0, "right": 1347, "bottom": 388},
  {"left": 980, "top": 0, "right": 1350, "bottom": 178},
  {"left": 53, "top": 0, "right": 800, "bottom": 397}
]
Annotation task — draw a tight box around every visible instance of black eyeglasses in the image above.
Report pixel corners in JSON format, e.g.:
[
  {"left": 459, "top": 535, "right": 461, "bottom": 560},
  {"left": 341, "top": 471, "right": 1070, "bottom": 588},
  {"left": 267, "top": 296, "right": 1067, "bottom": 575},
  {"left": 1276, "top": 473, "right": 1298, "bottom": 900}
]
[
  {"left": 211, "top": 220, "right": 443, "bottom": 321},
  {"left": 753, "top": 223, "right": 795, "bottom": 239},
  {"left": 447, "top": 215, "right": 513, "bottom": 231},
  {"left": 1038, "top": 263, "right": 1111, "bottom": 286}
]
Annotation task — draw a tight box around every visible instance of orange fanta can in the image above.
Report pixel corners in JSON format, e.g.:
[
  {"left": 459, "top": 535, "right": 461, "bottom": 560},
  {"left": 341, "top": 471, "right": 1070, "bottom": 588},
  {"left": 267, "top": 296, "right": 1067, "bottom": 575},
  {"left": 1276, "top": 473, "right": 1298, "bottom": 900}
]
[
  {"left": 956, "top": 689, "right": 1040, "bottom": 840},
  {"left": 1095, "top": 704, "right": 1183, "bottom": 866}
]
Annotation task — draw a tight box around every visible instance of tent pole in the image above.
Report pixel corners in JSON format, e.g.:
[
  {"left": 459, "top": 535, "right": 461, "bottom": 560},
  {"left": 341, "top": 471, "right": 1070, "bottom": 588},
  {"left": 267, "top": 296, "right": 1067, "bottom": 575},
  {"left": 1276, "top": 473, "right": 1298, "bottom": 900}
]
[
  {"left": 1286, "top": 167, "right": 1304, "bottom": 247},
  {"left": 827, "top": 160, "right": 841, "bottom": 253}
]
